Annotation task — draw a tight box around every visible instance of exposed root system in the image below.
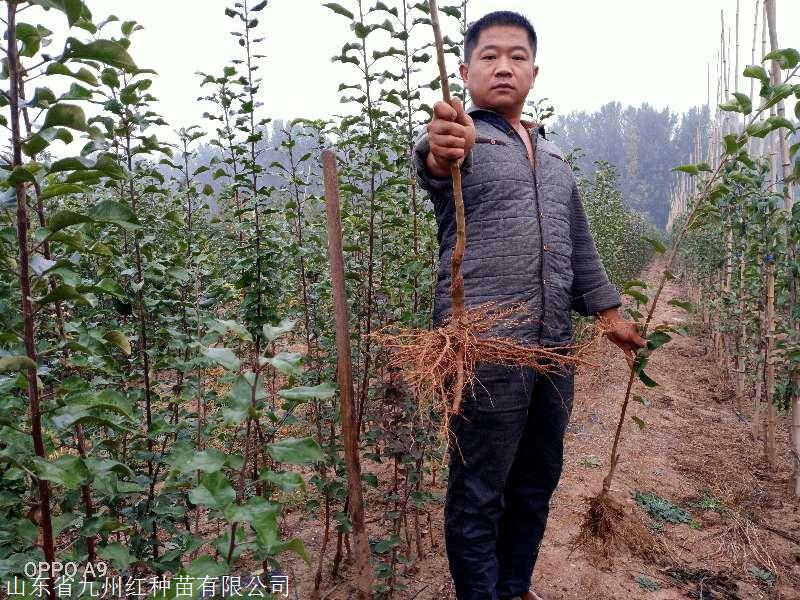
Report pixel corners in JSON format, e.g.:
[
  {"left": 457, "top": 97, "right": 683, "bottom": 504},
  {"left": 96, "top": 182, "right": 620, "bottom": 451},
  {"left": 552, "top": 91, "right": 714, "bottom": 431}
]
[
  {"left": 370, "top": 302, "right": 601, "bottom": 443},
  {"left": 572, "top": 491, "right": 660, "bottom": 564}
]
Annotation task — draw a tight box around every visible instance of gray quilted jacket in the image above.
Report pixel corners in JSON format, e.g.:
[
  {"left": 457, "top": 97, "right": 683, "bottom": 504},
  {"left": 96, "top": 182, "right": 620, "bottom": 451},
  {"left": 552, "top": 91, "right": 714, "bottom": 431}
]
[{"left": 412, "top": 107, "right": 621, "bottom": 346}]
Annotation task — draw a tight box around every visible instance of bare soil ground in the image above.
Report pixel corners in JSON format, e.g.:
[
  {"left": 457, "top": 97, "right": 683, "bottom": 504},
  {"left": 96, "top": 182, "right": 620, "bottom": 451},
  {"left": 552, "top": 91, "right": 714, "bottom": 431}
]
[{"left": 285, "top": 264, "right": 800, "bottom": 599}]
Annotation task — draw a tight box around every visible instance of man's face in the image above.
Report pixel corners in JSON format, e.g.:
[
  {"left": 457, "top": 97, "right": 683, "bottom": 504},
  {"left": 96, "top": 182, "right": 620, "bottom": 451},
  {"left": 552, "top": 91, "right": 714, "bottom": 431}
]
[{"left": 459, "top": 25, "right": 538, "bottom": 115}]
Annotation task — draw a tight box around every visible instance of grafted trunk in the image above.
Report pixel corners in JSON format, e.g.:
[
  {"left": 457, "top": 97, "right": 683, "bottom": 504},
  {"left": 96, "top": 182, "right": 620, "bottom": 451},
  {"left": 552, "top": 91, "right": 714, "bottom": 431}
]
[{"left": 6, "top": 3, "right": 57, "bottom": 597}]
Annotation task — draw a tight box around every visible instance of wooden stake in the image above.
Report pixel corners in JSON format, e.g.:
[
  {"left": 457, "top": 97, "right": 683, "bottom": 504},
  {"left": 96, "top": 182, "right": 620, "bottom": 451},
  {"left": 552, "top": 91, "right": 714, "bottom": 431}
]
[
  {"left": 428, "top": 0, "right": 467, "bottom": 414},
  {"left": 322, "top": 150, "right": 374, "bottom": 599}
]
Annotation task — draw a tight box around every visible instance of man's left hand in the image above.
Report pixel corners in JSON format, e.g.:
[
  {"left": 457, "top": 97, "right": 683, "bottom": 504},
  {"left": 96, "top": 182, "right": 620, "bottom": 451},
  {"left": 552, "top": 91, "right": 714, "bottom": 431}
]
[{"left": 596, "top": 307, "right": 647, "bottom": 368}]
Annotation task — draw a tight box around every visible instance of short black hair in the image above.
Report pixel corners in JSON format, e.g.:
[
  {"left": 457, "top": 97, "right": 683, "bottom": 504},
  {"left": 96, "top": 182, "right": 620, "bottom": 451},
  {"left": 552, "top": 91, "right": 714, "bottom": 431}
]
[{"left": 463, "top": 11, "right": 537, "bottom": 64}]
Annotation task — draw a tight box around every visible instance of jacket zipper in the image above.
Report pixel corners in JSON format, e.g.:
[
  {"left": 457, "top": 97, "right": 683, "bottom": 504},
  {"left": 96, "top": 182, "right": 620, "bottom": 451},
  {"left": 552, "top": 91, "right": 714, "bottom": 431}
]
[{"left": 508, "top": 126, "right": 546, "bottom": 343}]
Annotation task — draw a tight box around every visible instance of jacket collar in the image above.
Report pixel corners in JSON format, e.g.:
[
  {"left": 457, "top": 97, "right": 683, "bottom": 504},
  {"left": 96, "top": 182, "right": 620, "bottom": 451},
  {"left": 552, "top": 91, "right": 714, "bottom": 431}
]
[{"left": 467, "top": 106, "right": 547, "bottom": 140}]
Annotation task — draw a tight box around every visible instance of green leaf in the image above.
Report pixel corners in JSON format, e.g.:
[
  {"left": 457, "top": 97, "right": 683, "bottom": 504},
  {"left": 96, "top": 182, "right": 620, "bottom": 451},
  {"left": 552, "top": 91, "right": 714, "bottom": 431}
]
[
  {"left": 92, "top": 389, "right": 135, "bottom": 420},
  {"left": 52, "top": 512, "right": 80, "bottom": 536},
  {"left": 723, "top": 134, "right": 743, "bottom": 155},
  {"left": 30, "top": 86, "right": 57, "bottom": 108},
  {"left": 208, "top": 319, "right": 252, "bottom": 341},
  {"left": 188, "top": 471, "right": 236, "bottom": 509},
  {"left": 624, "top": 279, "right": 648, "bottom": 289},
  {"left": 266, "top": 351, "right": 302, "bottom": 375},
  {"left": 97, "top": 543, "right": 135, "bottom": 571},
  {"left": 101, "top": 68, "right": 120, "bottom": 89},
  {"left": 202, "top": 346, "right": 241, "bottom": 370},
  {"left": 16, "top": 23, "right": 46, "bottom": 57},
  {"left": 102, "top": 330, "right": 131, "bottom": 356},
  {"left": 262, "top": 318, "right": 295, "bottom": 342},
  {"left": 625, "top": 289, "right": 649, "bottom": 305},
  {"left": 743, "top": 64, "right": 770, "bottom": 84},
  {"left": 8, "top": 166, "right": 36, "bottom": 187},
  {"left": 251, "top": 502, "right": 280, "bottom": 549},
  {"left": 30, "top": 0, "right": 91, "bottom": 27},
  {"left": 88, "top": 200, "right": 139, "bottom": 229},
  {"left": 94, "top": 278, "right": 126, "bottom": 299},
  {"left": 45, "top": 62, "right": 99, "bottom": 86},
  {"left": 49, "top": 155, "right": 93, "bottom": 172},
  {"left": 223, "top": 502, "right": 255, "bottom": 525},
  {"left": 259, "top": 469, "right": 305, "bottom": 492},
  {"left": 632, "top": 394, "right": 651, "bottom": 407},
  {"left": 42, "top": 103, "right": 87, "bottom": 131},
  {"left": 323, "top": 2, "right": 354, "bottom": 19},
  {"left": 38, "top": 284, "right": 95, "bottom": 307},
  {"left": 223, "top": 373, "right": 263, "bottom": 425},
  {"left": 719, "top": 100, "right": 741, "bottom": 113},
  {"left": 746, "top": 115, "right": 794, "bottom": 138},
  {"left": 732, "top": 92, "right": 752, "bottom": 115},
  {"left": 631, "top": 415, "right": 646, "bottom": 430},
  {"left": 282, "top": 537, "right": 311, "bottom": 564},
  {"left": 40, "top": 183, "right": 87, "bottom": 200},
  {"left": 84, "top": 457, "right": 135, "bottom": 479},
  {"left": 33, "top": 455, "right": 90, "bottom": 490},
  {"left": 267, "top": 437, "right": 324, "bottom": 465},
  {"left": 667, "top": 299, "right": 693, "bottom": 312},
  {"left": 638, "top": 369, "right": 658, "bottom": 388},
  {"left": 646, "top": 331, "right": 672, "bottom": 351},
  {"left": 61, "top": 82, "right": 93, "bottom": 100},
  {"left": 0, "top": 356, "right": 36, "bottom": 373},
  {"left": 181, "top": 449, "right": 227, "bottom": 474},
  {"left": 279, "top": 383, "right": 336, "bottom": 403},
  {"left": 763, "top": 47, "right": 800, "bottom": 70},
  {"left": 31, "top": 255, "right": 56, "bottom": 275},
  {"left": 186, "top": 556, "right": 228, "bottom": 579},
  {"left": 765, "top": 115, "right": 794, "bottom": 131},
  {"left": 63, "top": 37, "right": 138, "bottom": 72},
  {"left": 672, "top": 164, "right": 699, "bottom": 176},
  {"left": 94, "top": 153, "right": 127, "bottom": 179},
  {"left": 22, "top": 128, "right": 68, "bottom": 157},
  {"left": 643, "top": 237, "right": 666, "bottom": 254},
  {"left": 373, "top": 534, "right": 401, "bottom": 553},
  {"left": 251, "top": 0, "right": 268, "bottom": 10}
]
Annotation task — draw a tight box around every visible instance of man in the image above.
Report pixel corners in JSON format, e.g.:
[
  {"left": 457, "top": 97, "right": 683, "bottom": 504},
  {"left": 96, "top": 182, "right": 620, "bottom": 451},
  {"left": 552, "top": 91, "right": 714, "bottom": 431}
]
[{"left": 411, "top": 10, "right": 646, "bottom": 600}]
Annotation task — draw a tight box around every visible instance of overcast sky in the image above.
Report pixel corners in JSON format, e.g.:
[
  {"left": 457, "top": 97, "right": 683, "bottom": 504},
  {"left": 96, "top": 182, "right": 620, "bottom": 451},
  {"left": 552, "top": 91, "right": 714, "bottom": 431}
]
[{"left": 25, "top": 0, "right": 800, "bottom": 141}]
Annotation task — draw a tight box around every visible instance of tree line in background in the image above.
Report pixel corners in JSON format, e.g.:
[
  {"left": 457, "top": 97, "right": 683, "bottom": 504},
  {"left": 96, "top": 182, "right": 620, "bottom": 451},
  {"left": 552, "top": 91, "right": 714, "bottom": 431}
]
[{"left": 552, "top": 102, "right": 711, "bottom": 229}]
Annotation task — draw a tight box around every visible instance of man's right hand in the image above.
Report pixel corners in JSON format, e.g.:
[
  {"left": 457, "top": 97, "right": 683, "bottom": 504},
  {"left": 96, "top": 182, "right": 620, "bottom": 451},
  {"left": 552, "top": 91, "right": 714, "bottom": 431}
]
[{"left": 425, "top": 98, "right": 476, "bottom": 178}]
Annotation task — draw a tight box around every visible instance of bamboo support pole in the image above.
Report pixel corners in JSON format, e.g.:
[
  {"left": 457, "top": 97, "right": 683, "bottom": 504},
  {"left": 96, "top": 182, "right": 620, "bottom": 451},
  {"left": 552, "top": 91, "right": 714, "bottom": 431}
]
[
  {"left": 322, "top": 150, "right": 374, "bottom": 600},
  {"left": 764, "top": 256, "right": 776, "bottom": 465},
  {"left": 764, "top": 132, "right": 777, "bottom": 467},
  {"left": 764, "top": 0, "right": 799, "bottom": 495},
  {"left": 765, "top": 0, "right": 793, "bottom": 214}
]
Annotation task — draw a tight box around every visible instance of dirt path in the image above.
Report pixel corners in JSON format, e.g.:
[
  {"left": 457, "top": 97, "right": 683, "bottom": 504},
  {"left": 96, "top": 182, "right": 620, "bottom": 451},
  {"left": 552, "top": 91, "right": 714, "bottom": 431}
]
[{"left": 292, "top": 262, "right": 799, "bottom": 599}]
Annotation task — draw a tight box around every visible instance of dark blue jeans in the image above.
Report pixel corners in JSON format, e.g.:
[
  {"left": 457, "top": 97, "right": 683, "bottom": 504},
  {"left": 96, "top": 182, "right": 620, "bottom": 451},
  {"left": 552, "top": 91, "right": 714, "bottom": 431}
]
[{"left": 444, "top": 361, "right": 575, "bottom": 600}]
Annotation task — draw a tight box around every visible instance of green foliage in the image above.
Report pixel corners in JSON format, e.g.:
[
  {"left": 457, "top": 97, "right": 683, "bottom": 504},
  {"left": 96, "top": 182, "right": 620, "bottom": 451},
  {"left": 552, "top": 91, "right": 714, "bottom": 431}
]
[
  {"left": 575, "top": 160, "right": 658, "bottom": 288},
  {"left": 5, "top": 1, "right": 747, "bottom": 596},
  {"left": 748, "top": 565, "right": 776, "bottom": 586},
  {"left": 634, "top": 491, "right": 695, "bottom": 525}
]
